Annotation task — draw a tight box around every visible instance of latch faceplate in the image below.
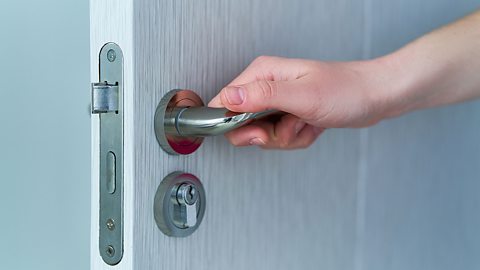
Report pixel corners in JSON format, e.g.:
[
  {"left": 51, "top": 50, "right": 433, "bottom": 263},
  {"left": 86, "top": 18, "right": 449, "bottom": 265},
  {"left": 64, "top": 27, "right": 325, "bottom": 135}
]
[{"left": 92, "top": 43, "right": 124, "bottom": 265}]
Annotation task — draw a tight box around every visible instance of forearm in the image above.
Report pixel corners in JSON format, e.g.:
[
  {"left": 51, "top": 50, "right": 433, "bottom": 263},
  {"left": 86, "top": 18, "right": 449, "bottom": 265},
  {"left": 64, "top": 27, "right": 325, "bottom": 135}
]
[{"left": 375, "top": 10, "right": 480, "bottom": 119}]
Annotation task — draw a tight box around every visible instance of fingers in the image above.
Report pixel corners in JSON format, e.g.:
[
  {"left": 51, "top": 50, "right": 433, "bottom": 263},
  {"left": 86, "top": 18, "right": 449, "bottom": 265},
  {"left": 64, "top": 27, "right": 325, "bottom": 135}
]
[
  {"left": 209, "top": 56, "right": 325, "bottom": 149},
  {"left": 208, "top": 78, "right": 316, "bottom": 117},
  {"left": 224, "top": 121, "right": 272, "bottom": 147},
  {"left": 281, "top": 125, "right": 324, "bottom": 149},
  {"left": 224, "top": 114, "right": 324, "bottom": 149},
  {"left": 208, "top": 56, "right": 312, "bottom": 112}
]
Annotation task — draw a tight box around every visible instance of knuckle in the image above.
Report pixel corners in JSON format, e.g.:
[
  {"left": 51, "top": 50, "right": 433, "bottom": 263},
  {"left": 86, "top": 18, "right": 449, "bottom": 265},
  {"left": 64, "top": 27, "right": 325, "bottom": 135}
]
[
  {"left": 252, "top": 55, "right": 282, "bottom": 70},
  {"left": 253, "top": 55, "right": 273, "bottom": 65},
  {"left": 255, "top": 80, "right": 278, "bottom": 100}
]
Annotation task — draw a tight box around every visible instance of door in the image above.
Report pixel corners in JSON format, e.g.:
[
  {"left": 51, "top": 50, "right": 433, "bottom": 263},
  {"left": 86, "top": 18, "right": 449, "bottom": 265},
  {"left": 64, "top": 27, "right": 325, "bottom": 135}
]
[{"left": 90, "top": 1, "right": 480, "bottom": 270}]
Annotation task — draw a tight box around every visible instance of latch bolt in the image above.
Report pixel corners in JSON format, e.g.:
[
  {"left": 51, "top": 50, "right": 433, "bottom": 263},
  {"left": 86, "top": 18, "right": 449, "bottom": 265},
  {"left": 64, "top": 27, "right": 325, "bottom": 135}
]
[{"left": 91, "top": 82, "right": 119, "bottom": 114}]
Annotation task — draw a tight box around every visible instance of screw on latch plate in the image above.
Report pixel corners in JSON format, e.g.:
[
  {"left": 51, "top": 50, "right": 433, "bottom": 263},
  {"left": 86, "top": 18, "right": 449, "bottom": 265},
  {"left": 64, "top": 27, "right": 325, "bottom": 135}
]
[
  {"left": 154, "top": 172, "right": 206, "bottom": 237},
  {"left": 92, "top": 42, "right": 124, "bottom": 266}
]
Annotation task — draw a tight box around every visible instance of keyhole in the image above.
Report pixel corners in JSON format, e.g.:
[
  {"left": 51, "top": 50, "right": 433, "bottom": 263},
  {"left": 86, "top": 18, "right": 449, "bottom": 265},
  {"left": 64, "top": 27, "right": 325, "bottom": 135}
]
[{"left": 187, "top": 186, "right": 195, "bottom": 201}]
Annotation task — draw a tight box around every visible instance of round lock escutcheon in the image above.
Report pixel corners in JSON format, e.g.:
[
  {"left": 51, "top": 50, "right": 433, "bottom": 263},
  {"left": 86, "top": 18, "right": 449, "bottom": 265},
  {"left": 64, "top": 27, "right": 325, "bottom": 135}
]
[{"left": 154, "top": 171, "right": 206, "bottom": 237}]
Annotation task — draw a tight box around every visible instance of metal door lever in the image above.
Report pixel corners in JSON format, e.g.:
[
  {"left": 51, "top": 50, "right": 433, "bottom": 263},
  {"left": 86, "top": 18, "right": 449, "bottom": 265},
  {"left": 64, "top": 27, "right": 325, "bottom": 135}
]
[
  {"left": 164, "top": 107, "right": 278, "bottom": 137},
  {"left": 154, "top": 89, "right": 279, "bottom": 155}
]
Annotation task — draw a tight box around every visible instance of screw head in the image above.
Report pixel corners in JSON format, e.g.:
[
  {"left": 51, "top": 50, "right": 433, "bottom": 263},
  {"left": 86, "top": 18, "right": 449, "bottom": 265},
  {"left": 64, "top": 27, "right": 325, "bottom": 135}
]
[
  {"left": 106, "top": 245, "right": 115, "bottom": 257},
  {"left": 177, "top": 183, "right": 199, "bottom": 205},
  {"left": 106, "top": 218, "right": 115, "bottom": 231},
  {"left": 107, "top": 49, "right": 116, "bottom": 62}
]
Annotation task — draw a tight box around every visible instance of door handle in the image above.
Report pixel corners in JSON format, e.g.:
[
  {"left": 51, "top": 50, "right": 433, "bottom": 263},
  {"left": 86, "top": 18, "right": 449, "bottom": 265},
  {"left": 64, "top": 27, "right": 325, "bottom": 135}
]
[
  {"left": 154, "top": 89, "right": 279, "bottom": 155},
  {"left": 164, "top": 107, "right": 278, "bottom": 137}
]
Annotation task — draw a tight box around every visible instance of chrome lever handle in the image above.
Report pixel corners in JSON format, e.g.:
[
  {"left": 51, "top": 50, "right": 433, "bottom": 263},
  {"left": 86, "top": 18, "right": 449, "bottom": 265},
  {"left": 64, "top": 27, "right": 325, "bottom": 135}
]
[
  {"left": 154, "top": 89, "right": 280, "bottom": 155},
  {"left": 165, "top": 107, "right": 278, "bottom": 137}
]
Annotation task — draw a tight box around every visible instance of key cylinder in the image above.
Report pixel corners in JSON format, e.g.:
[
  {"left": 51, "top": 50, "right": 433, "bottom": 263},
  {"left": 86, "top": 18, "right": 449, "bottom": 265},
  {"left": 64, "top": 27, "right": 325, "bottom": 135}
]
[{"left": 154, "top": 172, "right": 206, "bottom": 237}]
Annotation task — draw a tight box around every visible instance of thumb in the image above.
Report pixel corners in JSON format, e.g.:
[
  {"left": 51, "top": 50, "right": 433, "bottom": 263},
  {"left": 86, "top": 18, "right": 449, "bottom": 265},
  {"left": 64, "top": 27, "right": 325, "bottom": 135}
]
[{"left": 208, "top": 79, "right": 308, "bottom": 114}]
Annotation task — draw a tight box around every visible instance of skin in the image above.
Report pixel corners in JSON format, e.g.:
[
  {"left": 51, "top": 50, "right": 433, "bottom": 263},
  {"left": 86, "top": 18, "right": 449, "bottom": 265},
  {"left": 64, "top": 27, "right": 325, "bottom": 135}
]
[{"left": 209, "top": 10, "right": 480, "bottom": 149}]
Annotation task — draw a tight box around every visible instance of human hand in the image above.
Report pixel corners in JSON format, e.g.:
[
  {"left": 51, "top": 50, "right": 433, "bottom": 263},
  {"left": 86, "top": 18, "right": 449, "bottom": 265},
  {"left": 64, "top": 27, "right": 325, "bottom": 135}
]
[
  {"left": 211, "top": 11, "right": 480, "bottom": 149},
  {"left": 208, "top": 56, "right": 387, "bottom": 149}
]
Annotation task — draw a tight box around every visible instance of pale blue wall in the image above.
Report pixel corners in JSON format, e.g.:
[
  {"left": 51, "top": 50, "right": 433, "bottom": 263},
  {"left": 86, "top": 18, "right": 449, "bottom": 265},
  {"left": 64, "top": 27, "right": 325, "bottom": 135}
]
[
  {"left": 360, "top": 2, "right": 480, "bottom": 269},
  {"left": 0, "top": 0, "right": 90, "bottom": 269}
]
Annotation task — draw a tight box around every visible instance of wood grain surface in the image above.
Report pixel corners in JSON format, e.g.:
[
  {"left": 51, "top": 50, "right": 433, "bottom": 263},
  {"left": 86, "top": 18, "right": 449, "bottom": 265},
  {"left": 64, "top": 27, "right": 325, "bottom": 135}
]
[{"left": 91, "top": 1, "right": 480, "bottom": 269}]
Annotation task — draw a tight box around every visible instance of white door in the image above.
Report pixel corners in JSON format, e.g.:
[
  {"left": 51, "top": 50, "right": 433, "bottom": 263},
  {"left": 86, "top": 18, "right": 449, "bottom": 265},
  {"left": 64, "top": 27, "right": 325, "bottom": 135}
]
[{"left": 90, "top": 1, "right": 480, "bottom": 269}]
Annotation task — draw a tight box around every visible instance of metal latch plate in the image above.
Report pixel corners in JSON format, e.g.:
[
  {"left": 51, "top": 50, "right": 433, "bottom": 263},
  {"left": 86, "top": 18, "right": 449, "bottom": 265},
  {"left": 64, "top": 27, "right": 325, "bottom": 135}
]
[{"left": 92, "top": 42, "right": 124, "bottom": 265}]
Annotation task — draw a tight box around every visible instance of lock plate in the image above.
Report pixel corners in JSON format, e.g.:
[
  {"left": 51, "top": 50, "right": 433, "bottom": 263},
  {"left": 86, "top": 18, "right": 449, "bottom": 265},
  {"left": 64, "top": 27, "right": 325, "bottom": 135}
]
[
  {"left": 154, "top": 172, "right": 206, "bottom": 237},
  {"left": 92, "top": 43, "right": 124, "bottom": 265}
]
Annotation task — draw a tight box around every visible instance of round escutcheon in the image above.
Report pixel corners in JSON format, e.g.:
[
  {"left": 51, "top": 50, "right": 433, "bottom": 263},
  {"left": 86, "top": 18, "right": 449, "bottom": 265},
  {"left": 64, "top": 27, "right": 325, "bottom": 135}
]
[
  {"left": 154, "top": 89, "right": 204, "bottom": 155},
  {"left": 153, "top": 171, "right": 206, "bottom": 237}
]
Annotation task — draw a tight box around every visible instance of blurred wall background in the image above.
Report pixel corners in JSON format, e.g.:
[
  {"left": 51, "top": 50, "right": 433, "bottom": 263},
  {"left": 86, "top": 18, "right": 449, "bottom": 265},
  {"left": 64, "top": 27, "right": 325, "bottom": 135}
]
[
  {"left": 359, "top": 1, "right": 480, "bottom": 269},
  {"left": 0, "top": 0, "right": 90, "bottom": 269}
]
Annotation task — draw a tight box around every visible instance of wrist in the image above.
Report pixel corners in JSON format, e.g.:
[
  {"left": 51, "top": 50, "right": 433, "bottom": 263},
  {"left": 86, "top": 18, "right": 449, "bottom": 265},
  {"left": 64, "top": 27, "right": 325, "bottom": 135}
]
[{"left": 364, "top": 49, "right": 420, "bottom": 122}]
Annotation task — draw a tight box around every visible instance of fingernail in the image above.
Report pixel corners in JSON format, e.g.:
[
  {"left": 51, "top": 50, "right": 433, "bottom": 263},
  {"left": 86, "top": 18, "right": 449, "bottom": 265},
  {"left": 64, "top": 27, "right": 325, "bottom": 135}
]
[
  {"left": 249, "top": 137, "right": 266, "bottom": 145},
  {"left": 225, "top": 86, "right": 245, "bottom": 105},
  {"left": 295, "top": 121, "right": 306, "bottom": 134}
]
